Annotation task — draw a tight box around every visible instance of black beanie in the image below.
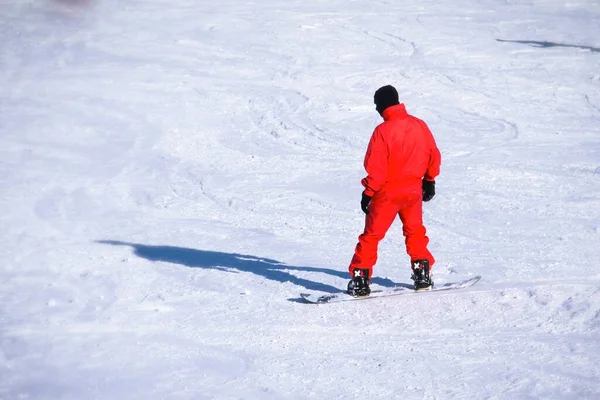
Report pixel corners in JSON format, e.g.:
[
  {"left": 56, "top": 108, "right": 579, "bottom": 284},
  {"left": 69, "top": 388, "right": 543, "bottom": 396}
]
[{"left": 374, "top": 85, "right": 399, "bottom": 115}]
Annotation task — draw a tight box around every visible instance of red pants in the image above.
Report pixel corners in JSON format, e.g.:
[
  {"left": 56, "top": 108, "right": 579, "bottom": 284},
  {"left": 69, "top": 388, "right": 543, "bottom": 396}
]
[{"left": 349, "top": 190, "right": 434, "bottom": 279}]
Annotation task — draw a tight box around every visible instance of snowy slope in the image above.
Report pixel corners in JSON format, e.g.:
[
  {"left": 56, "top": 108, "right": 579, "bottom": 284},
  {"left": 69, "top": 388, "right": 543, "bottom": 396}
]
[{"left": 1, "top": 0, "right": 599, "bottom": 398}]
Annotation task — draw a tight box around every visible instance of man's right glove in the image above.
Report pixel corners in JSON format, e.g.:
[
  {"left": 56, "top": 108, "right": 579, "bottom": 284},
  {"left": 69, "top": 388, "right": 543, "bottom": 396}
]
[
  {"left": 422, "top": 180, "right": 436, "bottom": 202},
  {"left": 361, "top": 191, "right": 372, "bottom": 214}
]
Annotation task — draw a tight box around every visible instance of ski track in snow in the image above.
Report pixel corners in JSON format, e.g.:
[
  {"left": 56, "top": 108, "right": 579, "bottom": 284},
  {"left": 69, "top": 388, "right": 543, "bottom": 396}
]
[{"left": 1, "top": 0, "right": 600, "bottom": 399}]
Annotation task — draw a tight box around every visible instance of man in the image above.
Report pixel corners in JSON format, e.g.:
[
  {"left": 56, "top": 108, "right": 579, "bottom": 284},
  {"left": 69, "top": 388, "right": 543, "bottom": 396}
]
[{"left": 348, "top": 85, "right": 441, "bottom": 296}]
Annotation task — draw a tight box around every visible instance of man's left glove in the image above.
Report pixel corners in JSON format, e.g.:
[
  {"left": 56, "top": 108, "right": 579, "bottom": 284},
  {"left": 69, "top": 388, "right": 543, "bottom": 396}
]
[
  {"left": 361, "top": 192, "right": 372, "bottom": 214},
  {"left": 422, "top": 180, "right": 436, "bottom": 202}
]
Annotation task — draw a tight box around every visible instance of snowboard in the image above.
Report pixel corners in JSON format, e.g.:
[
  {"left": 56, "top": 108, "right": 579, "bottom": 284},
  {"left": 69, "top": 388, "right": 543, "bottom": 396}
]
[{"left": 300, "top": 276, "right": 481, "bottom": 304}]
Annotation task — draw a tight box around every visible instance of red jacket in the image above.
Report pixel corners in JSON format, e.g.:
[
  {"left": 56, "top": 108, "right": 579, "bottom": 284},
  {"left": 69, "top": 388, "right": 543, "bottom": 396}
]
[{"left": 361, "top": 104, "right": 441, "bottom": 197}]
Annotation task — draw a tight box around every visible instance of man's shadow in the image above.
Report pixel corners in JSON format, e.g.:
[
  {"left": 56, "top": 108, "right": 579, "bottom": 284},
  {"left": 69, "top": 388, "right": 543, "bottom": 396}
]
[{"left": 98, "top": 240, "right": 404, "bottom": 294}]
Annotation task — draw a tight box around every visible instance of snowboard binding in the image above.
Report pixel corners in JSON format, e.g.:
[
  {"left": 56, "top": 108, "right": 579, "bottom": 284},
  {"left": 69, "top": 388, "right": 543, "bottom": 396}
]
[
  {"left": 411, "top": 260, "right": 433, "bottom": 291},
  {"left": 347, "top": 268, "right": 371, "bottom": 297}
]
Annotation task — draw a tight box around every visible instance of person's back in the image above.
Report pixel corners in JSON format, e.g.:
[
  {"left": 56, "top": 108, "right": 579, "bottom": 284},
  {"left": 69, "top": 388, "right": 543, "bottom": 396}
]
[{"left": 361, "top": 103, "right": 440, "bottom": 199}]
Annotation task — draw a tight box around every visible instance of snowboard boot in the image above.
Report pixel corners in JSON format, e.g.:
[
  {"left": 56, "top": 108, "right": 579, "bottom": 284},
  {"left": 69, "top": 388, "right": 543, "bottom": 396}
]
[
  {"left": 347, "top": 268, "right": 371, "bottom": 297},
  {"left": 411, "top": 260, "right": 433, "bottom": 291}
]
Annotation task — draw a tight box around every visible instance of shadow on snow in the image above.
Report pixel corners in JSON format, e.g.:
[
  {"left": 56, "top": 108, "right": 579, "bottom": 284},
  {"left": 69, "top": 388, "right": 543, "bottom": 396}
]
[
  {"left": 97, "top": 240, "right": 403, "bottom": 294},
  {"left": 497, "top": 38, "right": 600, "bottom": 53}
]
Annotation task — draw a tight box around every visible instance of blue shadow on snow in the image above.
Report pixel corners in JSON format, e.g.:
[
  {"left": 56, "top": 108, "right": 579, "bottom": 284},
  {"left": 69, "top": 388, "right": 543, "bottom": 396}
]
[
  {"left": 496, "top": 39, "right": 600, "bottom": 53},
  {"left": 97, "top": 240, "right": 402, "bottom": 294}
]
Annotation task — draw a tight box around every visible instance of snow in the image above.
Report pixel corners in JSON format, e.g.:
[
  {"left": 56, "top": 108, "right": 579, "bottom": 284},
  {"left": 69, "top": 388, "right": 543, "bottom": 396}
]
[{"left": 1, "top": 0, "right": 599, "bottom": 398}]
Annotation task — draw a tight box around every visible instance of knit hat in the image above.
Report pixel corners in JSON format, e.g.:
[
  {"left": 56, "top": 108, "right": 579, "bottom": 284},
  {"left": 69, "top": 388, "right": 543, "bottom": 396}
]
[{"left": 374, "top": 85, "right": 399, "bottom": 115}]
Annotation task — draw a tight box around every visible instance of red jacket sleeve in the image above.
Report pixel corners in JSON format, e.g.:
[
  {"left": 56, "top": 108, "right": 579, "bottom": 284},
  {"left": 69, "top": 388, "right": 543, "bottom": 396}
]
[
  {"left": 361, "top": 127, "right": 388, "bottom": 196},
  {"left": 422, "top": 121, "right": 441, "bottom": 181}
]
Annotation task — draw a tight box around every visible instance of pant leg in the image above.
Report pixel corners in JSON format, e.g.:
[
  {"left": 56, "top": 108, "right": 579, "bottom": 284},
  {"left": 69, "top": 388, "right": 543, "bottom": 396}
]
[
  {"left": 397, "top": 194, "right": 435, "bottom": 267},
  {"left": 348, "top": 194, "right": 399, "bottom": 279}
]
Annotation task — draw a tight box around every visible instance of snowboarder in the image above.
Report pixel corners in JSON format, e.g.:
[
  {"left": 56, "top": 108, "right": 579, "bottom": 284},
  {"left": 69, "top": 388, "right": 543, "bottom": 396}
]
[{"left": 348, "top": 85, "right": 441, "bottom": 296}]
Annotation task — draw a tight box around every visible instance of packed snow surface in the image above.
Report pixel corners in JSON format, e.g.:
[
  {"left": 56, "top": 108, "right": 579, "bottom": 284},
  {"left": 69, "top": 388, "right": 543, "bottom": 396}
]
[{"left": 1, "top": 0, "right": 599, "bottom": 399}]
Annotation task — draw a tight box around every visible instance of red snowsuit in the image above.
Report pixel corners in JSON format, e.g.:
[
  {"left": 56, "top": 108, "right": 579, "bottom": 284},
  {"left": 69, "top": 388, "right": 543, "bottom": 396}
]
[{"left": 349, "top": 104, "right": 441, "bottom": 279}]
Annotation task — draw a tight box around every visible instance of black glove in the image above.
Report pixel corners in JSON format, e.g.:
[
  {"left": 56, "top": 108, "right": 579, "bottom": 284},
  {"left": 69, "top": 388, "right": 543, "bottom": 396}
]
[
  {"left": 422, "top": 180, "right": 436, "bottom": 202},
  {"left": 361, "top": 192, "right": 372, "bottom": 214}
]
